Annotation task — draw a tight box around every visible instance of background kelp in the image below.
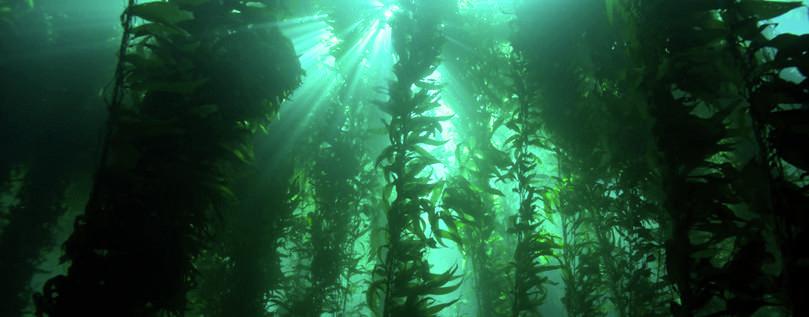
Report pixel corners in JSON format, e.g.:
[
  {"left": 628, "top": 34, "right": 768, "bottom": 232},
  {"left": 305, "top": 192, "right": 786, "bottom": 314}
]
[{"left": 0, "top": 1, "right": 806, "bottom": 317}]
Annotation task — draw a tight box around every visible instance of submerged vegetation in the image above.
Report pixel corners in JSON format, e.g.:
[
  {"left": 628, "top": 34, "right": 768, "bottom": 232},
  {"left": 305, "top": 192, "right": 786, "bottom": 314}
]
[{"left": 1, "top": 0, "right": 808, "bottom": 316}]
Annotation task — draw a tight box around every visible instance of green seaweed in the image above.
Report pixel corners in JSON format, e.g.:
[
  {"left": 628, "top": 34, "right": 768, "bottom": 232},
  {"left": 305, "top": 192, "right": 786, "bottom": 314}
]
[{"left": 0, "top": 1, "right": 805, "bottom": 316}]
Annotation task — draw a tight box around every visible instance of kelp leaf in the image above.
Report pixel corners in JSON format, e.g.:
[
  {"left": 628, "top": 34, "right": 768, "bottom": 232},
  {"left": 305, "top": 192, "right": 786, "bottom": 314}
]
[
  {"left": 482, "top": 185, "right": 505, "bottom": 196},
  {"left": 130, "top": 2, "right": 194, "bottom": 26},
  {"left": 411, "top": 145, "right": 441, "bottom": 165},
  {"left": 739, "top": 0, "right": 803, "bottom": 20},
  {"left": 366, "top": 279, "right": 385, "bottom": 316},
  {"left": 425, "top": 298, "right": 459, "bottom": 315},
  {"left": 407, "top": 135, "right": 448, "bottom": 146},
  {"left": 429, "top": 284, "right": 461, "bottom": 296},
  {"left": 376, "top": 145, "right": 396, "bottom": 167}
]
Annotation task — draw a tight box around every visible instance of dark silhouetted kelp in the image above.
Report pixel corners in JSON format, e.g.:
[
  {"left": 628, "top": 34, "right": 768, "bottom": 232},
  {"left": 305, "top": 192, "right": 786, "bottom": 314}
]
[{"left": 0, "top": 1, "right": 806, "bottom": 316}]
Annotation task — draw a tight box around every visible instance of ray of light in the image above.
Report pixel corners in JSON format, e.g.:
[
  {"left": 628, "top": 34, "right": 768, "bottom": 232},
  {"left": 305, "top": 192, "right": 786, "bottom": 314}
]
[
  {"left": 336, "top": 19, "right": 394, "bottom": 103},
  {"left": 272, "top": 13, "right": 329, "bottom": 28}
]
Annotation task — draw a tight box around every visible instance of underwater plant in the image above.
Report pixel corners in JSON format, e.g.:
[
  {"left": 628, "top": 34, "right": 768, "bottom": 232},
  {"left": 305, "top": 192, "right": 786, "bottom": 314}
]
[
  {"left": 33, "top": 1, "right": 301, "bottom": 315},
  {"left": 366, "top": 1, "right": 463, "bottom": 316},
  {"left": 280, "top": 80, "right": 371, "bottom": 317},
  {"left": 615, "top": 0, "right": 806, "bottom": 315},
  {"left": 440, "top": 9, "right": 515, "bottom": 316},
  {"left": 0, "top": 1, "right": 804, "bottom": 317},
  {"left": 0, "top": 1, "right": 115, "bottom": 315}
]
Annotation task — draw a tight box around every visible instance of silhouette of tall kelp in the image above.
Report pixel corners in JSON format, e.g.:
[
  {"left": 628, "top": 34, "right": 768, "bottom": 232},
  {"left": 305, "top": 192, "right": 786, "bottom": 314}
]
[
  {"left": 506, "top": 3, "right": 582, "bottom": 316},
  {"left": 615, "top": 0, "right": 806, "bottom": 315},
  {"left": 511, "top": 1, "right": 673, "bottom": 316},
  {"left": 366, "top": 1, "right": 463, "bottom": 316},
  {"left": 441, "top": 11, "right": 514, "bottom": 316},
  {"left": 0, "top": 3, "right": 63, "bottom": 316},
  {"left": 34, "top": 1, "right": 301, "bottom": 316},
  {"left": 0, "top": 164, "right": 69, "bottom": 317},
  {"left": 276, "top": 7, "right": 381, "bottom": 314},
  {"left": 732, "top": 5, "right": 809, "bottom": 314},
  {"left": 280, "top": 82, "right": 371, "bottom": 317},
  {"left": 197, "top": 154, "right": 299, "bottom": 317},
  {"left": 503, "top": 63, "right": 559, "bottom": 317},
  {"left": 0, "top": 1, "right": 115, "bottom": 315},
  {"left": 0, "top": 0, "right": 804, "bottom": 316}
]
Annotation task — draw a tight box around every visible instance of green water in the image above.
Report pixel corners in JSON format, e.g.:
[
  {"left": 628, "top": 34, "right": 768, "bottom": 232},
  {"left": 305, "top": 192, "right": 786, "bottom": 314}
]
[{"left": 1, "top": 1, "right": 808, "bottom": 316}]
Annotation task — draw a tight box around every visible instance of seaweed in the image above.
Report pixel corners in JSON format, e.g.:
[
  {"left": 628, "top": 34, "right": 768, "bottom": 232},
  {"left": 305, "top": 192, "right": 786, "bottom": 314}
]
[
  {"left": 33, "top": 1, "right": 301, "bottom": 315},
  {"left": 2, "top": 1, "right": 806, "bottom": 316},
  {"left": 366, "top": 1, "right": 462, "bottom": 316}
]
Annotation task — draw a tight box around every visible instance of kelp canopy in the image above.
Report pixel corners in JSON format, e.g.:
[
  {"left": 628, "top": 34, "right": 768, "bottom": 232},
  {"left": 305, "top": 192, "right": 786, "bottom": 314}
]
[{"left": 0, "top": 0, "right": 807, "bottom": 316}]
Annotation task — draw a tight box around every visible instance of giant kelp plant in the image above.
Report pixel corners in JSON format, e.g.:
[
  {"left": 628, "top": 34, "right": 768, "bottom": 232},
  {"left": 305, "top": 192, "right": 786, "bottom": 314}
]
[
  {"left": 0, "top": 0, "right": 807, "bottom": 316},
  {"left": 367, "top": 1, "right": 463, "bottom": 316},
  {"left": 0, "top": 1, "right": 116, "bottom": 316},
  {"left": 30, "top": 0, "right": 301, "bottom": 315}
]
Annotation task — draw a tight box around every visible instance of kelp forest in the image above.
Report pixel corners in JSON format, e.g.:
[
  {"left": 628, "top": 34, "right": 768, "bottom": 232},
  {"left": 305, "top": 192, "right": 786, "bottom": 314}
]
[{"left": 1, "top": 0, "right": 808, "bottom": 316}]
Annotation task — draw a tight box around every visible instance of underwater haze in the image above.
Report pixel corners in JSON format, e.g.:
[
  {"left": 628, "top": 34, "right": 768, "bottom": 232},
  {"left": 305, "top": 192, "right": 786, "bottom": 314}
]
[{"left": 1, "top": 0, "right": 809, "bottom": 316}]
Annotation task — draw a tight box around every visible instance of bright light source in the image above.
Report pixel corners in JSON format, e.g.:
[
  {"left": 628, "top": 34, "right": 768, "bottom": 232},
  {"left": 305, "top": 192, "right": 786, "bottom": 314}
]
[{"left": 384, "top": 5, "right": 400, "bottom": 20}]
